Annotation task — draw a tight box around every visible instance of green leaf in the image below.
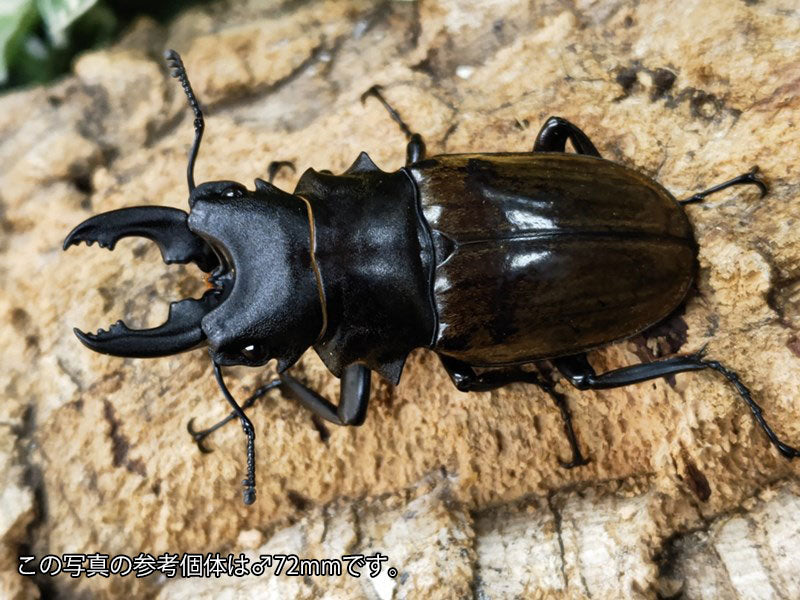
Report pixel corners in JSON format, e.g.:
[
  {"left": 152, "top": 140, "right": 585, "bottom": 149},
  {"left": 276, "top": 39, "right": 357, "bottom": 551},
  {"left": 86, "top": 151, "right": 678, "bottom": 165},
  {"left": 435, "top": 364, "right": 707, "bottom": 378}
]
[
  {"left": 0, "top": 0, "right": 37, "bottom": 84},
  {"left": 37, "top": 0, "right": 98, "bottom": 46}
]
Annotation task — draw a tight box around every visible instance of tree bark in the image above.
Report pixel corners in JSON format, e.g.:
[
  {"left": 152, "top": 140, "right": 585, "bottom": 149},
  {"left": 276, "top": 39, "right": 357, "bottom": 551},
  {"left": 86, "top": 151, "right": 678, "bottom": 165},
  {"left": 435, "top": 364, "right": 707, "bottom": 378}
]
[{"left": 1, "top": 1, "right": 799, "bottom": 598}]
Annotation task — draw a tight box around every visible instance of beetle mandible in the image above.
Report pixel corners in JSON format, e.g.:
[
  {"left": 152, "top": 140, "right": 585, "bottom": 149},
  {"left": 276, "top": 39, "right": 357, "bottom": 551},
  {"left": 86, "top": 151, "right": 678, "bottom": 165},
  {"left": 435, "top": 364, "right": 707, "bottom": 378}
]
[{"left": 63, "top": 50, "right": 799, "bottom": 505}]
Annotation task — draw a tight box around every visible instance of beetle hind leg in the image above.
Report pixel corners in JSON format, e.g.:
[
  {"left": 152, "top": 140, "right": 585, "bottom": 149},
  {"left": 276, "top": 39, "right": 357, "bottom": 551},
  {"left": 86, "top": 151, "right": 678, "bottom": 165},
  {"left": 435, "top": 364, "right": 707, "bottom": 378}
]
[
  {"left": 532, "top": 116, "right": 601, "bottom": 157},
  {"left": 439, "top": 356, "right": 590, "bottom": 468},
  {"left": 554, "top": 352, "right": 800, "bottom": 460}
]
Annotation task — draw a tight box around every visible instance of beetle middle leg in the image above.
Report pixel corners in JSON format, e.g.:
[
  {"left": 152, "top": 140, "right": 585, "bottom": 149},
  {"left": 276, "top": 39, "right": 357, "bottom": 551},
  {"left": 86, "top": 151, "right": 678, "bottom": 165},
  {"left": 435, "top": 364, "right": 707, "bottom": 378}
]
[
  {"left": 440, "top": 356, "right": 590, "bottom": 468},
  {"left": 532, "top": 116, "right": 601, "bottom": 157},
  {"left": 554, "top": 352, "right": 800, "bottom": 459},
  {"left": 360, "top": 85, "right": 426, "bottom": 164}
]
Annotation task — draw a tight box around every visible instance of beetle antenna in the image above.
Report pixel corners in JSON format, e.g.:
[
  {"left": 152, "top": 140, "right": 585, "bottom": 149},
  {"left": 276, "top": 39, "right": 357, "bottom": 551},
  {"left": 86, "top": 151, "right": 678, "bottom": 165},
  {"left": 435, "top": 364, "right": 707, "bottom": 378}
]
[
  {"left": 187, "top": 378, "right": 282, "bottom": 453},
  {"left": 213, "top": 362, "right": 257, "bottom": 505},
  {"left": 165, "top": 49, "right": 204, "bottom": 194}
]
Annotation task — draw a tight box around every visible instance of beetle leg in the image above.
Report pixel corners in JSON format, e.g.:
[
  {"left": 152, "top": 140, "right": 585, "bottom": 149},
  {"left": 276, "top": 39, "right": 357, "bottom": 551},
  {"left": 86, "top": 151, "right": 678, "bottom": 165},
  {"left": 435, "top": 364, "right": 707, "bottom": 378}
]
[
  {"left": 440, "top": 355, "right": 542, "bottom": 392},
  {"left": 280, "top": 364, "right": 371, "bottom": 426},
  {"left": 532, "top": 116, "right": 601, "bottom": 157},
  {"left": 439, "top": 356, "right": 590, "bottom": 468},
  {"left": 267, "top": 160, "right": 296, "bottom": 183},
  {"left": 360, "top": 85, "right": 426, "bottom": 164},
  {"left": 405, "top": 134, "right": 426, "bottom": 165},
  {"left": 187, "top": 378, "right": 282, "bottom": 453},
  {"left": 554, "top": 352, "right": 800, "bottom": 460},
  {"left": 679, "top": 167, "right": 768, "bottom": 205}
]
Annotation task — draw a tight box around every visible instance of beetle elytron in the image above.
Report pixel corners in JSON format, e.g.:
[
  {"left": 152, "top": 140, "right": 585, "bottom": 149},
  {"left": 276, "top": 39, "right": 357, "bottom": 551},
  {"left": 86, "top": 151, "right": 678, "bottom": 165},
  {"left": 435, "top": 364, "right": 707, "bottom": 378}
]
[{"left": 64, "top": 50, "right": 799, "bottom": 504}]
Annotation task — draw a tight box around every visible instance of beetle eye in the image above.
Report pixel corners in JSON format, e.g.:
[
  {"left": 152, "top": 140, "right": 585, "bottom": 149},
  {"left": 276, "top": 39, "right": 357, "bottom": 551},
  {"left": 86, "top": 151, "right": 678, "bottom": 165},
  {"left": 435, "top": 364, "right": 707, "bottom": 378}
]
[{"left": 240, "top": 343, "right": 266, "bottom": 361}]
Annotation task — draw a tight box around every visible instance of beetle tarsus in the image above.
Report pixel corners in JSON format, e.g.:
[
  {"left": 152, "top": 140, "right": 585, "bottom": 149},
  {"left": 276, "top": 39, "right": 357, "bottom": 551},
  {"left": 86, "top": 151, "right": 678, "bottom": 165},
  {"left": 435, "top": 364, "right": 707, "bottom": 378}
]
[
  {"left": 360, "top": 84, "right": 426, "bottom": 164},
  {"left": 775, "top": 441, "right": 800, "bottom": 459},
  {"left": 186, "top": 417, "right": 215, "bottom": 453},
  {"left": 679, "top": 167, "right": 768, "bottom": 205},
  {"left": 700, "top": 359, "right": 800, "bottom": 459},
  {"left": 361, "top": 84, "right": 413, "bottom": 137},
  {"left": 559, "top": 455, "right": 591, "bottom": 469},
  {"left": 186, "top": 378, "right": 282, "bottom": 453},
  {"left": 439, "top": 356, "right": 591, "bottom": 468},
  {"left": 555, "top": 352, "right": 800, "bottom": 460},
  {"left": 547, "top": 383, "right": 591, "bottom": 469}
]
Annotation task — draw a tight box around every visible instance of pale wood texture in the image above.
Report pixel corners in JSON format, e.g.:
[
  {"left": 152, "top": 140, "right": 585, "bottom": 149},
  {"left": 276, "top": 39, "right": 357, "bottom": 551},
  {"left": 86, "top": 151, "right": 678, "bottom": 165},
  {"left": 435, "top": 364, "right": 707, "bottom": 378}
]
[{"left": 1, "top": 1, "right": 799, "bottom": 598}]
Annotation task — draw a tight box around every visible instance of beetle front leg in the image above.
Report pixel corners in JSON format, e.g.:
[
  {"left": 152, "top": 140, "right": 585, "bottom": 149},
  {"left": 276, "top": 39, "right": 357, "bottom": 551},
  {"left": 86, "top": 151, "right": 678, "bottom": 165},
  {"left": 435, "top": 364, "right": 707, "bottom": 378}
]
[
  {"left": 360, "top": 85, "right": 426, "bottom": 165},
  {"left": 187, "top": 378, "right": 282, "bottom": 453},
  {"left": 440, "top": 356, "right": 589, "bottom": 468},
  {"left": 554, "top": 352, "right": 800, "bottom": 460},
  {"left": 532, "top": 116, "right": 601, "bottom": 157},
  {"left": 280, "top": 364, "right": 371, "bottom": 426}
]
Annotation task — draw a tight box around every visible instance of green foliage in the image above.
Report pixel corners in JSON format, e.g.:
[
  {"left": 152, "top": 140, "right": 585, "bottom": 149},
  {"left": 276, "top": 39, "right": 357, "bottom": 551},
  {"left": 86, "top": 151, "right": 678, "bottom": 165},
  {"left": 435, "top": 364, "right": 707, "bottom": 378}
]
[
  {"left": 38, "top": 0, "right": 104, "bottom": 46},
  {"left": 0, "top": 0, "right": 209, "bottom": 91},
  {"left": 0, "top": 0, "right": 38, "bottom": 83}
]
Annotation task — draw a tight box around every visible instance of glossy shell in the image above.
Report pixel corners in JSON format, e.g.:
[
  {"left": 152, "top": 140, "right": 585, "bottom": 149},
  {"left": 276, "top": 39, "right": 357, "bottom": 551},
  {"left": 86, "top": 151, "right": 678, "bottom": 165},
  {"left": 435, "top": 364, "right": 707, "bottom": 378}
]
[
  {"left": 296, "top": 153, "right": 435, "bottom": 384},
  {"left": 408, "top": 152, "right": 697, "bottom": 366}
]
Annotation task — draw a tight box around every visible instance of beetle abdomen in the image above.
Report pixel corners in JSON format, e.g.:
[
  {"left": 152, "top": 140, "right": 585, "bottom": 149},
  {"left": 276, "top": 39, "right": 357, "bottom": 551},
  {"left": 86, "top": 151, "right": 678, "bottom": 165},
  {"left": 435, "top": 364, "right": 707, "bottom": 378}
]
[{"left": 408, "top": 153, "right": 696, "bottom": 366}]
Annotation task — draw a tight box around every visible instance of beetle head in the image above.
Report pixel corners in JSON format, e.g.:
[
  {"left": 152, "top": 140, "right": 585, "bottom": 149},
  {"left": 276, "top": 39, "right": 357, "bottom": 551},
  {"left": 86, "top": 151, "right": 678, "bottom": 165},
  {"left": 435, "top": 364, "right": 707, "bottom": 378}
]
[
  {"left": 187, "top": 179, "right": 322, "bottom": 370},
  {"left": 63, "top": 50, "right": 322, "bottom": 372}
]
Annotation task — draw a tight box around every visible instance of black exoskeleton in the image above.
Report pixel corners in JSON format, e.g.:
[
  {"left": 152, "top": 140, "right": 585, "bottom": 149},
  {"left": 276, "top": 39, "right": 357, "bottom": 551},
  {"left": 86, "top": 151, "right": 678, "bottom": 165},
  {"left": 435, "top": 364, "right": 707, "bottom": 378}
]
[{"left": 64, "top": 50, "right": 798, "bottom": 505}]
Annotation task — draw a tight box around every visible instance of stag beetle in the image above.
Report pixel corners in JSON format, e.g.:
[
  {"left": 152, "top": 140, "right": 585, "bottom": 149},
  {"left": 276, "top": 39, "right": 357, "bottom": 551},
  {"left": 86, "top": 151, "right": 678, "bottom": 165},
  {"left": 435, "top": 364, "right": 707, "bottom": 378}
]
[{"left": 64, "top": 50, "right": 799, "bottom": 505}]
